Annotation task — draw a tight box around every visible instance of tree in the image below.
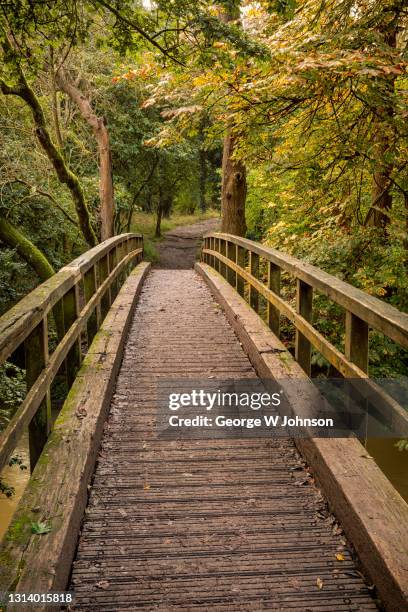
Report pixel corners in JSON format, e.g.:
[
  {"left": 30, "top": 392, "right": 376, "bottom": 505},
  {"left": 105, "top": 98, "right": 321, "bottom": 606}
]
[
  {"left": 0, "top": 34, "right": 97, "bottom": 247},
  {"left": 56, "top": 66, "right": 115, "bottom": 240}
]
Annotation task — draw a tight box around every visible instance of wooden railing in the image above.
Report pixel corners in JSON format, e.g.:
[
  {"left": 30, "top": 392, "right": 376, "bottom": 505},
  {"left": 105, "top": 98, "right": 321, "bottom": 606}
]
[
  {"left": 0, "top": 234, "right": 143, "bottom": 473},
  {"left": 202, "top": 232, "right": 408, "bottom": 384}
]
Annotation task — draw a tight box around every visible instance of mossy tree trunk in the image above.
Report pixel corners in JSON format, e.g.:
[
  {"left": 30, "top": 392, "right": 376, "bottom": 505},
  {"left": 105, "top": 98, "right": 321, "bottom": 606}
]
[
  {"left": 0, "top": 216, "right": 54, "bottom": 282},
  {"left": 0, "top": 38, "right": 97, "bottom": 247}
]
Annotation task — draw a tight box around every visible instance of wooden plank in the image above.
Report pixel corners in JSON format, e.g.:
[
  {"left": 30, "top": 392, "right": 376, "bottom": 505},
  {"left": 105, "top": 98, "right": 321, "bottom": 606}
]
[
  {"left": 295, "top": 279, "right": 313, "bottom": 375},
  {"left": 267, "top": 261, "right": 281, "bottom": 336},
  {"left": 0, "top": 269, "right": 75, "bottom": 365},
  {"left": 25, "top": 319, "right": 51, "bottom": 471},
  {"left": 196, "top": 261, "right": 408, "bottom": 612},
  {"left": 65, "top": 233, "right": 142, "bottom": 275},
  {"left": 249, "top": 251, "right": 259, "bottom": 313},
  {"left": 0, "top": 248, "right": 143, "bottom": 472},
  {"left": 83, "top": 266, "right": 98, "bottom": 344},
  {"left": 62, "top": 283, "right": 82, "bottom": 388},
  {"left": 226, "top": 241, "right": 236, "bottom": 287},
  {"left": 236, "top": 246, "right": 245, "bottom": 298},
  {"left": 202, "top": 250, "right": 408, "bottom": 434},
  {"left": 99, "top": 254, "right": 111, "bottom": 320},
  {"left": 345, "top": 311, "right": 369, "bottom": 373},
  {"left": 203, "top": 233, "right": 408, "bottom": 348},
  {"left": 0, "top": 262, "right": 151, "bottom": 605},
  {"left": 70, "top": 266, "right": 375, "bottom": 611}
]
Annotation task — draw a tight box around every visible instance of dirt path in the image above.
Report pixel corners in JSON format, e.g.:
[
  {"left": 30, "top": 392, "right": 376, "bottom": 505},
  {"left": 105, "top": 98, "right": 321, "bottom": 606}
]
[{"left": 155, "top": 217, "right": 219, "bottom": 269}]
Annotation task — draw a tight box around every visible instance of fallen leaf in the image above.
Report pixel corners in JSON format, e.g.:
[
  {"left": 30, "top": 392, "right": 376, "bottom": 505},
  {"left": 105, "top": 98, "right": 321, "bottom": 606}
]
[
  {"left": 316, "top": 577, "right": 323, "bottom": 590},
  {"left": 143, "top": 482, "right": 151, "bottom": 490},
  {"left": 335, "top": 553, "right": 345, "bottom": 561},
  {"left": 95, "top": 580, "right": 110, "bottom": 590}
]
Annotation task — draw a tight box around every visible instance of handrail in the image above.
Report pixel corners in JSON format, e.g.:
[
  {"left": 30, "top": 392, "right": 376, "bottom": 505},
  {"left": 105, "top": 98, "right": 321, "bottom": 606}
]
[
  {"left": 202, "top": 233, "right": 408, "bottom": 376},
  {"left": 0, "top": 233, "right": 143, "bottom": 472}
]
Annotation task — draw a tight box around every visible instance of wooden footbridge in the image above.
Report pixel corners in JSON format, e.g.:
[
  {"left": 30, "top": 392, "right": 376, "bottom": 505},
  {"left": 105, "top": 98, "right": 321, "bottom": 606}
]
[{"left": 0, "top": 232, "right": 407, "bottom": 611}]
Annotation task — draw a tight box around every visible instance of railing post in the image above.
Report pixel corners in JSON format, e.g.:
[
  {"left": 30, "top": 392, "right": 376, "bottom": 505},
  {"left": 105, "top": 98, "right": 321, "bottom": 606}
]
[
  {"left": 109, "top": 247, "right": 119, "bottom": 301},
  {"left": 219, "top": 239, "right": 227, "bottom": 278},
  {"left": 345, "top": 312, "right": 369, "bottom": 373},
  {"left": 84, "top": 266, "right": 98, "bottom": 344},
  {"left": 236, "top": 246, "right": 245, "bottom": 297},
  {"left": 63, "top": 283, "right": 82, "bottom": 387},
  {"left": 215, "top": 238, "right": 220, "bottom": 272},
  {"left": 25, "top": 318, "right": 51, "bottom": 471},
  {"left": 210, "top": 237, "right": 216, "bottom": 269},
  {"left": 203, "top": 237, "right": 209, "bottom": 265},
  {"left": 295, "top": 279, "right": 313, "bottom": 375},
  {"left": 249, "top": 251, "right": 259, "bottom": 312},
  {"left": 99, "top": 254, "right": 111, "bottom": 319},
  {"left": 227, "top": 241, "right": 236, "bottom": 287},
  {"left": 267, "top": 262, "right": 281, "bottom": 336}
]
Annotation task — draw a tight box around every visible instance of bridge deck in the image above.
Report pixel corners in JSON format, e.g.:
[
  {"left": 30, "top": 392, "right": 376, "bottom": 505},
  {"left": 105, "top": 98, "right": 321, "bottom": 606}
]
[{"left": 70, "top": 269, "right": 376, "bottom": 610}]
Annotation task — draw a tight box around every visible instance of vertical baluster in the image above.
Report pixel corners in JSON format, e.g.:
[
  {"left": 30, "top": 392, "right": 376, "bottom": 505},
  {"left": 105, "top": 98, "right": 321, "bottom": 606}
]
[
  {"left": 84, "top": 266, "right": 98, "bottom": 344},
  {"left": 227, "top": 241, "right": 236, "bottom": 287},
  {"left": 215, "top": 238, "right": 220, "bottom": 273},
  {"left": 99, "top": 255, "right": 111, "bottom": 319},
  {"left": 267, "top": 262, "right": 281, "bottom": 336},
  {"left": 110, "top": 247, "right": 118, "bottom": 301},
  {"left": 25, "top": 318, "right": 51, "bottom": 471},
  {"left": 63, "top": 283, "right": 82, "bottom": 387},
  {"left": 295, "top": 279, "right": 313, "bottom": 375},
  {"left": 220, "top": 239, "right": 227, "bottom": 278},
  {"left": 345, "top": 312, "right": 369, "bottom": 373},
  {"left": 203, "top": 237, "right": 208, "bottom": 265},
  {"left": 236, "top": 246, "right": 245, "bottom": 297},
  {"left": 249, "top": 251, "right": 259, "bottom": 312},
  {"left": 211, "top": 237, "right": 215, "bottom": 269}
]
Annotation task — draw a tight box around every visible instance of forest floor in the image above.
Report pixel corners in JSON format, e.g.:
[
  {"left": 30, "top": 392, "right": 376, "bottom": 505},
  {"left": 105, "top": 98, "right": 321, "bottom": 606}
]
[{"left": 155, "top": 217, "right": 219, "bottom": 269}]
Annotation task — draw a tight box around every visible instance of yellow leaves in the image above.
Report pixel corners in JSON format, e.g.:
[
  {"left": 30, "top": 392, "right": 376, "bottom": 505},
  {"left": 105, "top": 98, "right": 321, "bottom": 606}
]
[
  {"left": 335, "top": 553, "right": 345, "bottom": 561},
  {"left": 143, "top": 482, "right": 150, "bottom": 490},
  {"left": 316, "top": 577, "right": 323, "bottom": 589},
  {"left": 160, "top": 105, "right": 203, "bottom": 119},
  {"left": 140, "top": 97, "right": 157, "bottom": 109}
]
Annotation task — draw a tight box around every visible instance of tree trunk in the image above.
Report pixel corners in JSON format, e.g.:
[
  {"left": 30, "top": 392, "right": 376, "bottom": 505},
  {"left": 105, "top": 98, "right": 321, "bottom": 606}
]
[
  {"left": 56, "top": 67, "right": 115, "bottom": 241},
  {"left": 155, "top": 203, "right": 163, "bottom": 238},
  {"left": 0, "top": 216, "right": 54, "bottom": 281},
  {"left": 364, "top": 26, "right": 397, "bottom": 231},
  {"left": 218, "top": 2, "right": 247, "bottom": 236},
  {"left": 221, "top": 130, "right": 247, "bottom": 236},
  {"left": 0, "top": 40, "right": 97, "bottom": 247},
  {"left": 199, "top": 146, "right": 207, "bottom": 213}
]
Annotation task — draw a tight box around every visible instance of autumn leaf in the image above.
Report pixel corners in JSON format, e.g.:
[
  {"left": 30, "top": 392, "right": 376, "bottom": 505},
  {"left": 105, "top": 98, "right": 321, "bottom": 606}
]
[
  {"left": 335, "top": 553, "right": 345, "bottom": 561},
  {"left": 316, "top": 577, "right": 323, "bottom": 589},
  {"left": 95, "top": 580, "right": 110, "bottom": 590}
]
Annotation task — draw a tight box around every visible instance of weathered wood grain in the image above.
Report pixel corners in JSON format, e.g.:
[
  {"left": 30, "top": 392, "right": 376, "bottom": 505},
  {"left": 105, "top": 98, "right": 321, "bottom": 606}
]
[
  {"left": 0, "top": 262, "right": 151, "bottom": 609},
  {"left": 196, "top": 261, "right": 408, "bottom": 612},
  {"left": 0, "top": 247, "right": 142, "bottom": 472},
  {"left": 204, "top": 233, "right": 408, "bottom": 348}
]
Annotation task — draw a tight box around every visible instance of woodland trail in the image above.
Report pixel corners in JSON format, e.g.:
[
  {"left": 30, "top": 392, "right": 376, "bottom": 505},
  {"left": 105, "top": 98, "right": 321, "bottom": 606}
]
[{"left": 155, "top": 217, "right": 219, "bottom": 269}]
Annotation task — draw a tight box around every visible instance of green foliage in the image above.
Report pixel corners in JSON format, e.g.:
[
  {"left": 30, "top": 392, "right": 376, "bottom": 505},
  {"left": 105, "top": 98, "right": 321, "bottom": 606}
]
[{"left": 0, "top": 362, "right": 26, "bottom": 430}]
